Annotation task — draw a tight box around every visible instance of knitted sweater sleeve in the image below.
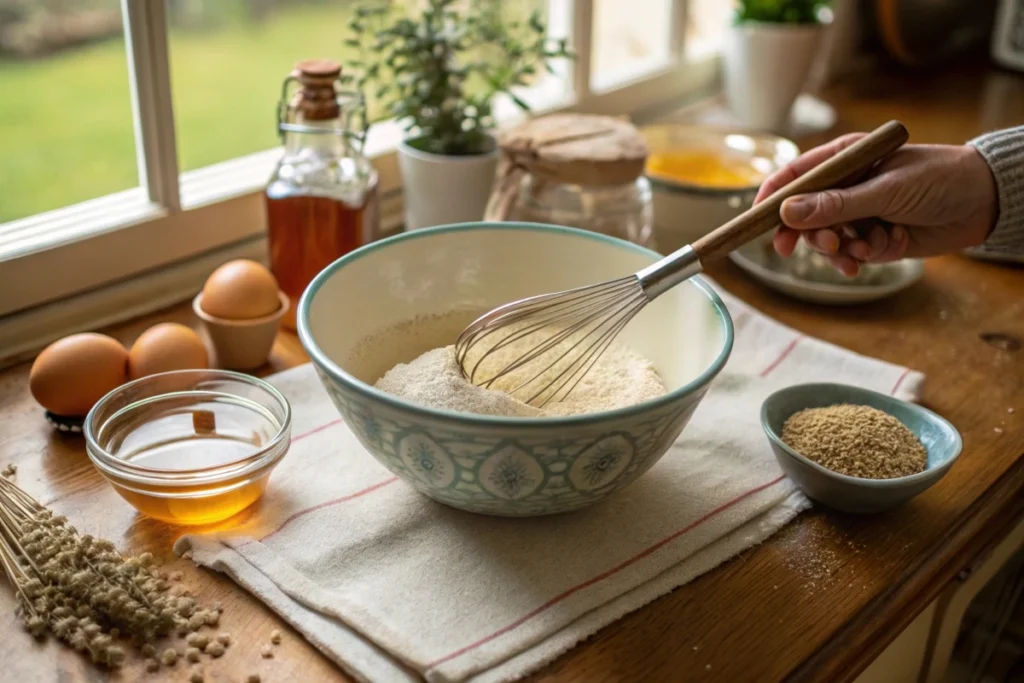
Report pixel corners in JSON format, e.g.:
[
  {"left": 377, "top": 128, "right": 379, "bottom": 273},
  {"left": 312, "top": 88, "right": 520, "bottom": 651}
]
[{"left": 968, "top": 126, "right": 1024, "bottom": 255}]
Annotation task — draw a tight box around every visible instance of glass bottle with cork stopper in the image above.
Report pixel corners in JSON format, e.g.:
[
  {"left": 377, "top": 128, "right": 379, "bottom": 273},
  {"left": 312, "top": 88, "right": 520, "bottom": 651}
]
[
  {"left": 484, "top": 114, "right": 655, "bottom": 249},
  {"left": 266, "top": 59, "right": 379, "bottom": 330}
]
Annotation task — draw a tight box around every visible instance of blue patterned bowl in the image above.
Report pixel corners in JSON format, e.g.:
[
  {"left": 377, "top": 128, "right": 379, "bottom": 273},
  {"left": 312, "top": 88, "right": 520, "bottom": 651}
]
[{"left": 298, "top": 223, "right": 733, "bottom": 516}]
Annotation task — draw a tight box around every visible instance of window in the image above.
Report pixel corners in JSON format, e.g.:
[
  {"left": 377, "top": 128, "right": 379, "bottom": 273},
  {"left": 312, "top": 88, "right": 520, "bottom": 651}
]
[
  {"left": 0, "top": 0, "right": 723, "bottom": 354},
  {"left": 591, "top": 0, "right": 675, "bottom": 91},
  {"left": 0, "top": 2, "right": 136, "bottom": 223},
  {"left": 686, "top": 0, "right": 733, "bottom": 57}
]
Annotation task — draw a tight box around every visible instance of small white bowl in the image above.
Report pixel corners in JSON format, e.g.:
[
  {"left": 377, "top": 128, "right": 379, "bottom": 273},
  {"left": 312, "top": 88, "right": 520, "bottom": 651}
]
[
  {"left": 641, "top": 124, "right": 800, "bottom": 254},
  {"left": 298, "top": 222, "right": 733, "bottom": 516}
]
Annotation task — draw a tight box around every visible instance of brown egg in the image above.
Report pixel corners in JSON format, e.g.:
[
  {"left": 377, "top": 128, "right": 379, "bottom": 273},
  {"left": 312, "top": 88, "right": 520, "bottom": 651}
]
[
  {"left": 200, "top": 260, "right": 280, "bottom": 320},
  {"left": 129, "top": 323, "right": 209, "bottom": 380},
  {"left": 29, "top": 333, "right": 129, "bottom": 416}
]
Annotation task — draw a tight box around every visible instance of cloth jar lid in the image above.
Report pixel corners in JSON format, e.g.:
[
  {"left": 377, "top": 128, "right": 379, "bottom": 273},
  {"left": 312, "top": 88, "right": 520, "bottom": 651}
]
[{"left": 496, "top": 113, "right": 649, "bottom": 187}]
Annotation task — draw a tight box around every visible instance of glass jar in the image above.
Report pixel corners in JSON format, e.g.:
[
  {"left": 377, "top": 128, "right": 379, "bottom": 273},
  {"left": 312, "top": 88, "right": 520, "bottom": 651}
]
[
  {"left": 506, "top": 174, "right": 655, "bottom": 248},
  {"left": 485, "top": 113, "right": 655, "bottom": 249},
  {"left": 265, "top": 59, "right": 379, "bottom": 331}
]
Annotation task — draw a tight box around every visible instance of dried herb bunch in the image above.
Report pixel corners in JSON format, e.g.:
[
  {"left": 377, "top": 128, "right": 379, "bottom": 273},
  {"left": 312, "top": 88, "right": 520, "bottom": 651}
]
[
  {"left": 0, "top": 476, "right": 207, "bottom": 667},
  {"left": 345, "top": 0, "right": 572, "bottom": 156}
]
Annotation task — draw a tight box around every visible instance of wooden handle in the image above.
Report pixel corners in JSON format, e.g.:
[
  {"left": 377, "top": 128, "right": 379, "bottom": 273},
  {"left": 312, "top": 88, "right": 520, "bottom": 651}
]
[{"left": 690, "top": 120, "right": 909, "bottom": 264}]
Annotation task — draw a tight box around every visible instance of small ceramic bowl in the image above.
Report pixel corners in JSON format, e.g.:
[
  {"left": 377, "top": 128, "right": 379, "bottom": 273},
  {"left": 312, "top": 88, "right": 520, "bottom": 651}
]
[
  {"left": 193, "top": 291, "right": 289, "bottom": 370},
  {"left": 85, "top": 369, "right": 292, "bottom": 525},
  {"left": 761, "top": 383, "right": 962, "bottom": 514},
  {"left": 298, "top": 222, "right": 733, "bottom": 517}
]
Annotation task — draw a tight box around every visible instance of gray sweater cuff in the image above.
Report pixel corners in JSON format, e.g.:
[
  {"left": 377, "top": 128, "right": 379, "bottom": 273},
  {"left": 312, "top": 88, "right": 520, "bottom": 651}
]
[{"left": 968, "top": 126, "right": 1024, "bottom": 254}]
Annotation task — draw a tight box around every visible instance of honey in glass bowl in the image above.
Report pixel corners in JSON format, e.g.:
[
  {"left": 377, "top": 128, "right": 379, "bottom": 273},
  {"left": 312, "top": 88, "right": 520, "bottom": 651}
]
[{"left": 85, "top": 370, "right": 291, "bottom": 526}]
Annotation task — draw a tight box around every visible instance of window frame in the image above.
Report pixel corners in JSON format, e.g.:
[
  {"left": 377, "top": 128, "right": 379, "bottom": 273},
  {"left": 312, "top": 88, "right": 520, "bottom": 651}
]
[{"left": 0, "top": 0, "right": 720, "bottom": 361}]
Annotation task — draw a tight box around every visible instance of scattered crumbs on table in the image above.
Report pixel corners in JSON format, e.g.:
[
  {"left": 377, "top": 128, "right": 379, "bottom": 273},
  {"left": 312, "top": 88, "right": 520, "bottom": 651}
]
[
  {"left": 204, "top": 641, "right": 225, "bottom": 658},
  {"left": 261, "top": 644, "right": 274, "bottom": 658},
  {"left": 270, "top": 628, "right": 282, "bottom": 644},
  {"left": 1, "top": 463, "right": 16, "bottom": 478},
  {"left": 186, "top": 633, "right": 211, "bottom": 649}
]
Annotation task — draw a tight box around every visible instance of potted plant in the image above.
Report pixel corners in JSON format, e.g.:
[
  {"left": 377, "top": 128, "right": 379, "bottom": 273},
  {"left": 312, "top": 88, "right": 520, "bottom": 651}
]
[
  {"left": 346, "top": 0, "right": 571, "bottom": 230},
  {"left": 723, "top": 0, "right": 832, "bottom": 132}
]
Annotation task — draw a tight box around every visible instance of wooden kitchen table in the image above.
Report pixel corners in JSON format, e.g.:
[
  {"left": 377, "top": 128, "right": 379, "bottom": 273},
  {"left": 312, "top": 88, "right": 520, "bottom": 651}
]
[{"left": 1, "top": 62, "right": 1023, "bottom": 682}]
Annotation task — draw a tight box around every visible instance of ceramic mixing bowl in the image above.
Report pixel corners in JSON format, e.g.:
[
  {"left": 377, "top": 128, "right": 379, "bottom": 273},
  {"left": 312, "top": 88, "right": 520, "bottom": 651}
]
[{"left": 298, "top": 222, "right": 733, "bottom": 516}]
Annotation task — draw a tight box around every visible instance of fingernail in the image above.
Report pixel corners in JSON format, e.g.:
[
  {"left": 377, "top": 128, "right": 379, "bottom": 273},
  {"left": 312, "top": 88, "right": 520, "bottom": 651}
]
[
  {"left": 816, "top": 230, "right": 840, "bottom": 254},
  {"left": 850, "top": 241, "right": 871, "bottom": 261},
  {"left": 783, "top": 196, "right": 815, "bottom": 223}
]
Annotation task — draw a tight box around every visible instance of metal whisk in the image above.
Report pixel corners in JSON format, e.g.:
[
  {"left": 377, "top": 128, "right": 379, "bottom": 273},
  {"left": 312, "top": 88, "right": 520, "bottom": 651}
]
[{"left": 456, "top": 121, "right": 909, "bottom": 407}]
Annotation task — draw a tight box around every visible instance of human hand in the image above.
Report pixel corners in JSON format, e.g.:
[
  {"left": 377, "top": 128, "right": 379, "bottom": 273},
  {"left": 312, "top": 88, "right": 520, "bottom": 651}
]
[{"left": 754, "top": 133, "right": 999, "bottom": 276}]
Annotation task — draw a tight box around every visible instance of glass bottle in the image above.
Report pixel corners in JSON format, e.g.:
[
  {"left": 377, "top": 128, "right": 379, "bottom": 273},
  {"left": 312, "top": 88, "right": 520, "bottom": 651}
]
[{"left": 266, "top": 59, "right": 379, "bottom": 331}]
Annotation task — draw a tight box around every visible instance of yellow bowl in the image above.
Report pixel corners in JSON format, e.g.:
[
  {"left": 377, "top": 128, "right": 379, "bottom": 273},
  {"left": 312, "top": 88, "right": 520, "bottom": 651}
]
[{"left": 640, "top": 124, "right": 799, "bottom": 253}]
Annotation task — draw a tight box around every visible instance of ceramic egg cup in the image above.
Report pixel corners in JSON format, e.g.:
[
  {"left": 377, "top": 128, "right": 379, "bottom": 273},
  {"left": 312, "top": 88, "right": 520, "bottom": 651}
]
[{"left": 193, "top": 291, "right": 289, "bottom": 371}]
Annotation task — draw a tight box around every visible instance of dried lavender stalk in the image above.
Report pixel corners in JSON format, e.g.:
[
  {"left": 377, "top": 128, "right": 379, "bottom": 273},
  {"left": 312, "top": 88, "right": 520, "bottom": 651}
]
[{"left": 0, "top": 476, "right": 209, "bottom": 668}]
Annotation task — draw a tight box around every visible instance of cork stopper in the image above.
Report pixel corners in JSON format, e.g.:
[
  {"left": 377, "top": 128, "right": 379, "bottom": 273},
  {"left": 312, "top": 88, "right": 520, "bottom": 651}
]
[{"left": 289, "top": 59, "right": 341, "bottom": 121}]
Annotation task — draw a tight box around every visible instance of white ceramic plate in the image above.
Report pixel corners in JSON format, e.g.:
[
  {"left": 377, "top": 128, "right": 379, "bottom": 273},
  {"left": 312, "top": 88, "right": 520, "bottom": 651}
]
[{"left": 729, "top": 232, "right": 925, "bottom": 306}]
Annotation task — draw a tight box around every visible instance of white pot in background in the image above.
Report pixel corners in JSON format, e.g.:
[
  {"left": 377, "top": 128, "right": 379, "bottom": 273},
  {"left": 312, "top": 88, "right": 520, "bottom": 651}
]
[
  {"left": 724, "top": 22, "right": 825, "bottom": 132},
  {"left": 398, "top": 139, "right": 499, "bottom": 230}
]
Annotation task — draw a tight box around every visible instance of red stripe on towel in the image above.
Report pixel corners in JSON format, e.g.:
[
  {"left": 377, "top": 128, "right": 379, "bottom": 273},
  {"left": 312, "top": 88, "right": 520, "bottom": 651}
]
[
  {"left": 890, "top": 368, "right": 911, "bottom": 396},
  {"left": 426, "top": 474, "right": 788, "bottom": 670},
  {"left": 292, "top": 418, "right": 344, "bottom": 443},
  {"left": 246, "top": 476, "right": 401, "bottom": 546},
  {"left": 760, "top": 336, "right": 803, "bottom": 377}
]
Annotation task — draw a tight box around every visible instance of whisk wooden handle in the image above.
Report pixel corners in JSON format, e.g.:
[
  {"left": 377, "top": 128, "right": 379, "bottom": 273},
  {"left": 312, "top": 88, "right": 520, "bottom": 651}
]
[{"left": 690, "top": 120, "right": 910, "bottom": 265}]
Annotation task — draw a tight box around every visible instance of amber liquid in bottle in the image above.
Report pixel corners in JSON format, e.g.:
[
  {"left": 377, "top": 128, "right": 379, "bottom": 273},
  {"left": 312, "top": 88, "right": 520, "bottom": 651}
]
[{"left": 266, "top": 184, "right": 379, "bottom": 330}]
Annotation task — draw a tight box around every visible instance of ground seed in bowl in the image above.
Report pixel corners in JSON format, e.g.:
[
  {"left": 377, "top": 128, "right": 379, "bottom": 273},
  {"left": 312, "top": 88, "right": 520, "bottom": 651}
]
[{"left": 781, "top": 404, "right": 927, "bottom": 479}]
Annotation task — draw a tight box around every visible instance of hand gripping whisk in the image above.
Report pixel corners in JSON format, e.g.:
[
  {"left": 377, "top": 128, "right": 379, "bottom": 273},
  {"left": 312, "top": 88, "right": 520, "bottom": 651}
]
[{"left": 455, "top": 121, "right": 909, "bottom": 407}]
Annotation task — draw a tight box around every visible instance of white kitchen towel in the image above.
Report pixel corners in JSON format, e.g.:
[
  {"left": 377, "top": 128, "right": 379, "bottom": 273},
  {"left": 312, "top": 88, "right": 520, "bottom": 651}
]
[{"left": 176, "top": 285, "right": 924, "bottom": 683}]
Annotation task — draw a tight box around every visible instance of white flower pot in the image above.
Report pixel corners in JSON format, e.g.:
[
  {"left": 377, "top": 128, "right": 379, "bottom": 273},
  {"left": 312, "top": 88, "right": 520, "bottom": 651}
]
[
  {"left": 398, "top": 139, "right": 499, "bottom": 230},
  {"left": 724, "top": 22, "right": 825, "bottom": 132}
]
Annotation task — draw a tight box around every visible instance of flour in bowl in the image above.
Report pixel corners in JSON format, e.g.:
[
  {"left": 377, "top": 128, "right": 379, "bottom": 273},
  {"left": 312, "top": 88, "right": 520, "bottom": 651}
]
[{"left": 374, "top": 340, "right": 667, "bottom": 418}]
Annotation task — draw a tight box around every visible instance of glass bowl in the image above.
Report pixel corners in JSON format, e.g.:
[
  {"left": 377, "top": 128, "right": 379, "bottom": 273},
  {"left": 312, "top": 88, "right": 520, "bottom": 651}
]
[{"left": 84, "top": 370, "right": 291, "bottom": 525}]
